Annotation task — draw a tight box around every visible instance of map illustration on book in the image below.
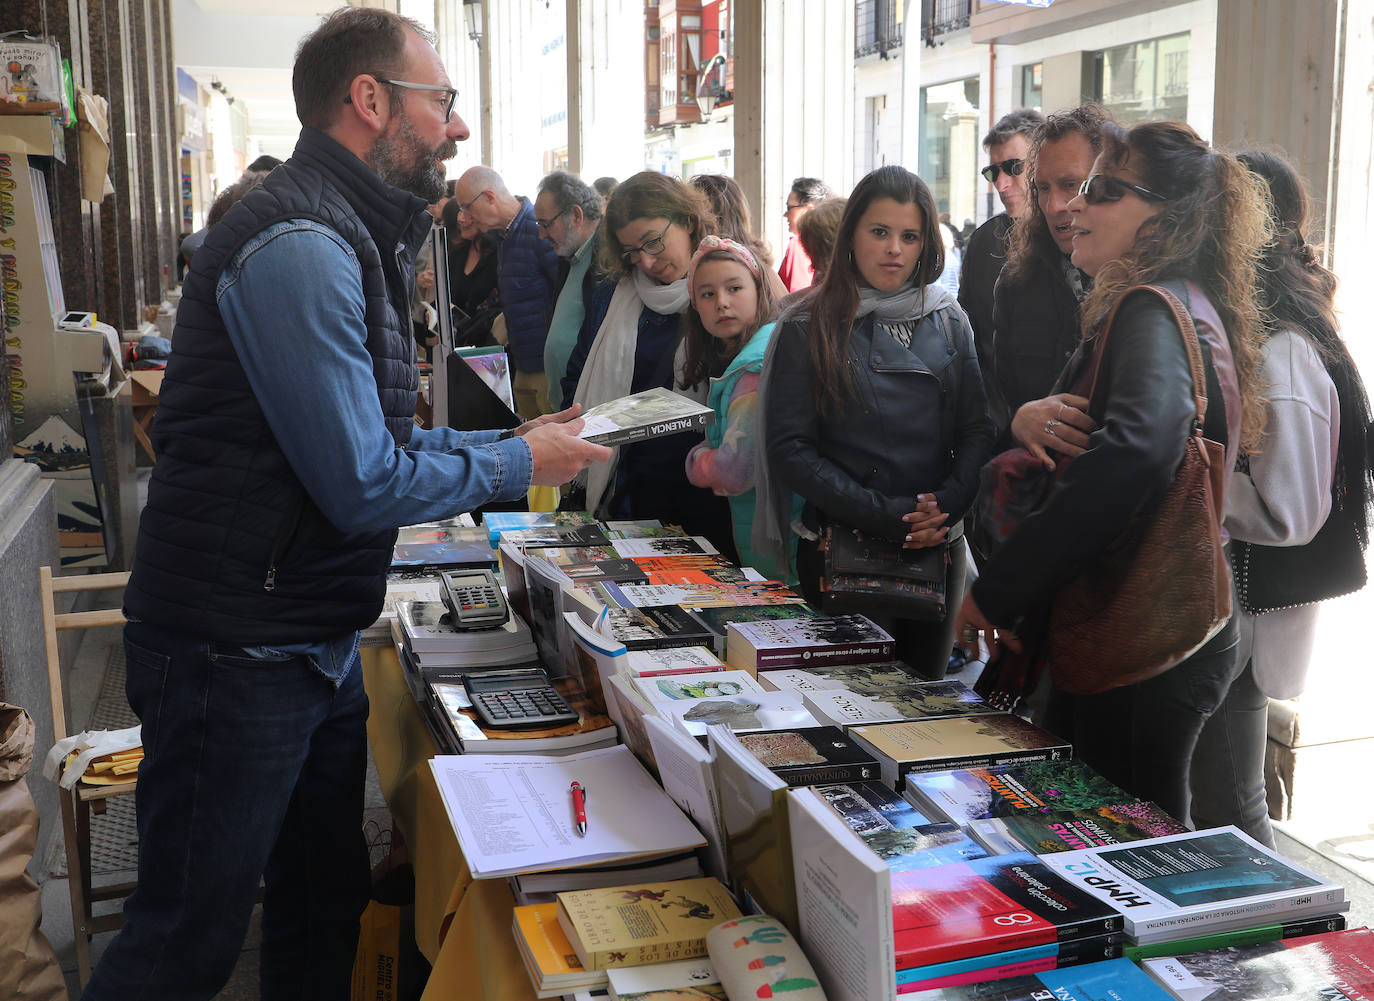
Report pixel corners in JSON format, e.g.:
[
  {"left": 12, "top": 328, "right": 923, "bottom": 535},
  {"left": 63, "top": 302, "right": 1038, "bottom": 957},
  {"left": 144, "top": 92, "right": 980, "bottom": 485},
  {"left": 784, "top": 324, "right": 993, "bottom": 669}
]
[{"left": 576, "top": 387, "right": 714, "bottom": 446}]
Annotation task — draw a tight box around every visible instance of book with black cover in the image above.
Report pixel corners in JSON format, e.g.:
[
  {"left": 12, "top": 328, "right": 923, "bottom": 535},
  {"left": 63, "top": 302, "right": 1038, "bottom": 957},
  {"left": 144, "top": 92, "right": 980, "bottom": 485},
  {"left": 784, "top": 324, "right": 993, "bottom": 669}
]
[
  {"left": 501, "top": 524, "right": 613, "bottom": 550},
  {"left": 732, "top": 726, "right": 881, "bottom": 786},
  {"left": 602, "top": 605, "right": 715, "bottom": 651},
  {"left": 891, "top": 852, "right": 1123, "bottom": 969},
  {"left": 853, "top": 715, "right": 1072, "bottom": 791},
  {"left": 894, "top": 932, "right": 1126, "bottom": 993}
]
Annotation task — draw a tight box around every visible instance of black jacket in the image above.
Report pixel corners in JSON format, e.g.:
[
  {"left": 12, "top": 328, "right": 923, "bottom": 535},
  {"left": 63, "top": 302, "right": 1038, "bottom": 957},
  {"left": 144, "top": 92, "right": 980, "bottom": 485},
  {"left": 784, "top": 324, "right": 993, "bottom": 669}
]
[
  {"left": 991, "top": 257, "right": 1082, "bottom": 440},
  {"left": 125, "top": 127, "right": 428, "bottom": 643},
  {"left": 958, "top": 214, "right": 1013, "bottom": 409},
  {"left": 972, "top": 280, "right": 1239, "bottom": 628},
  {"left": 765, "top": 306, "right": 996, "bottom": 543}
]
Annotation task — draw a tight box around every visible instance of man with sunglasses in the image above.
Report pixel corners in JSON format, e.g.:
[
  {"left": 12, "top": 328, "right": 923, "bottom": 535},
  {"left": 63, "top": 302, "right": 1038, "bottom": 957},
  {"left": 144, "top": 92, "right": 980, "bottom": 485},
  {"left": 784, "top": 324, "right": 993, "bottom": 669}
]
[
  {"left": 958, "top": 108, "right": 1045, "bottom": 426},
  {"left": 535, "top": 170, "right": 605, "bottom": 412},
  {"left": 102, "top": 10, "right": 608, "bottom": 1000},
  {"left": 455, "top": 164, "right": 561, "bottom": 417}
]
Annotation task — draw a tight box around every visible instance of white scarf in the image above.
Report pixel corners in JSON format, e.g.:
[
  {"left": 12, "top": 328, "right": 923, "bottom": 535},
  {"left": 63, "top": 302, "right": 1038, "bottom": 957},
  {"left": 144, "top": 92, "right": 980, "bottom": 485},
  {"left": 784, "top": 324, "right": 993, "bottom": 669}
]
[{"left": 573, "top": 269, "right": 692, "bottom": 516}]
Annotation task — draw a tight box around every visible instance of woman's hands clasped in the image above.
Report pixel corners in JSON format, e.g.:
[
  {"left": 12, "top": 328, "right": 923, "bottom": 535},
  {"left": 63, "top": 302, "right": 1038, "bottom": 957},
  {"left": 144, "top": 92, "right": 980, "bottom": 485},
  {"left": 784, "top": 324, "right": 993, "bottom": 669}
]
[
  {"left": 901, "top": 493, "right": 948, "bottom": 549},
  {"left": 1011, "top": 393, "right": 1095, "bottom": 469}
]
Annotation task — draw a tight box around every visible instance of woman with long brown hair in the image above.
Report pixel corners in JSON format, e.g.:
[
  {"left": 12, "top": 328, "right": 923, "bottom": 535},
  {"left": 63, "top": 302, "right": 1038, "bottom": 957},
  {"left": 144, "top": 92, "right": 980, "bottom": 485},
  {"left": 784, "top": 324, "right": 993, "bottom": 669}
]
[
  {"left": 958, "top": 121, "right": 1271, "bottom": 824},
  {"left": 763, "top": 165, "right": 996, "bottom": 677}
]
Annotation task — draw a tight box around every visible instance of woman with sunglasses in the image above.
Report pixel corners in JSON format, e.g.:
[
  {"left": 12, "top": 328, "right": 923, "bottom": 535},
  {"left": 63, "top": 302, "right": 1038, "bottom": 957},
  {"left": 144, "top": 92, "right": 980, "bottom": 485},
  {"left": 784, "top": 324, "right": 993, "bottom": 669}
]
[
  {"left": 560, "top": 171, "right": 735, "bottom": 554},
  {"left": 957, "top": 121, "right": 1271, "bottom": 825},
  {"left": 762, "top": 166, "right": 996, "bottom": 678}
]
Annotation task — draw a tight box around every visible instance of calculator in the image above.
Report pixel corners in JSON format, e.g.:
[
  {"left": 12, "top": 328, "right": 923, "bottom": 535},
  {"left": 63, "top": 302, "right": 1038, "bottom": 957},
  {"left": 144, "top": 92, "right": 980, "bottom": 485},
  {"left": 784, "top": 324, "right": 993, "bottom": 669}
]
[
  {"left": 440, "top": 569, "right": 510, "bottom": 630},
  {"left": 463, "top": 668, "right": 580, "bottom": 730}
]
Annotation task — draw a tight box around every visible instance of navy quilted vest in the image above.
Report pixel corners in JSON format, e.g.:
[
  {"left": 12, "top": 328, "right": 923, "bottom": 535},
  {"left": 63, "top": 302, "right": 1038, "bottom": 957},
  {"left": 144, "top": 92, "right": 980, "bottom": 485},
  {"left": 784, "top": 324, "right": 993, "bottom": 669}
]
[{"left": 124, "top": 128, "right": 432, "bottom": 643}]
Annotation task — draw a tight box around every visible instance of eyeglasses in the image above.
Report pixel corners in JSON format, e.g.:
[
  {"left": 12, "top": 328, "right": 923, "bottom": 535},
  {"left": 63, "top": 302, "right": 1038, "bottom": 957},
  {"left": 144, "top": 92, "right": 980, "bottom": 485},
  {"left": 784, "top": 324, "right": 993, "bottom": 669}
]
[
  {"left": 783, "top": 200, "right": 806, "bottom": 215},
  {"left": 373, "top": 76, "right": 458, "bottom": 122},
  {"left": 1077, "top": 173, "right": 1169, "bottom": 205},
  {"left": 980, "top": 158, "right": 1026, "bottom": 183},
  {"left": 456, "top": 191, "right": 486, "bottom": 216},
  {"left": 620, "top": 219, "right": 674, "bottom": 264},
  {"left": 535, "top": 205, "right": 571, "bottom": 231}
]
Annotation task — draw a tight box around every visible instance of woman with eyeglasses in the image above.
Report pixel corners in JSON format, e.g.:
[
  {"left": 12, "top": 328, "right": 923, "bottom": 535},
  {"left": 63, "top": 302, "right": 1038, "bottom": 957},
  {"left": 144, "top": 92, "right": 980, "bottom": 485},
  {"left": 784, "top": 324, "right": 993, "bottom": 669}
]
[
  {"left": 762, "top": 165, "right": 996, "bottom": 678},
  {"left": 956, "top": 121, "right": 1271, "bottom": 826},
  {"left": 560, "top": 171, "right": 735, "bottom": 554}
]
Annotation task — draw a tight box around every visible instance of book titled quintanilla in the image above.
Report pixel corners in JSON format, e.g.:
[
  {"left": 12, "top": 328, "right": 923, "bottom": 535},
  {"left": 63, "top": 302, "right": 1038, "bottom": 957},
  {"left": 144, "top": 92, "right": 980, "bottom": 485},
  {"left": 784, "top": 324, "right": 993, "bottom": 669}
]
[
  {"left": 1038, "top": 826, "right": 1350, "bottom": 945},
  {"left": 576, "top": 386, "right": 714, "bottom": 446},
  {"left": 725, "top": 614, "right": 895, "bottom": 673},
  {"left": 555, "top": 876, "right": 742, "bottom": 969},
  {"left": 852, "top": 714, "right": 1072, "bottom": 791}
]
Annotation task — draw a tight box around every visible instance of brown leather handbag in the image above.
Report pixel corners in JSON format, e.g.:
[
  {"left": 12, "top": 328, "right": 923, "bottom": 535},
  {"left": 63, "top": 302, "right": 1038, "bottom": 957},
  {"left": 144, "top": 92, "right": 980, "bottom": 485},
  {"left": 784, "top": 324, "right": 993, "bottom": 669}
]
[{"left": 1048, "top": 285, "right": 1232, "bottom": 694}]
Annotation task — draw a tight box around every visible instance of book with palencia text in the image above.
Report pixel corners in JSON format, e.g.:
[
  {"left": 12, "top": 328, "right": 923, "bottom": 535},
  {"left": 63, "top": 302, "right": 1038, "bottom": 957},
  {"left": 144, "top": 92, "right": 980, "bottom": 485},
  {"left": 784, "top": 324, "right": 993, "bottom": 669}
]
[
  {"left": 555, "top": 876, "right": 742, "bottom": 970},
  {"left": 575, "top": 386, "right": 714, "bottom": 446}
]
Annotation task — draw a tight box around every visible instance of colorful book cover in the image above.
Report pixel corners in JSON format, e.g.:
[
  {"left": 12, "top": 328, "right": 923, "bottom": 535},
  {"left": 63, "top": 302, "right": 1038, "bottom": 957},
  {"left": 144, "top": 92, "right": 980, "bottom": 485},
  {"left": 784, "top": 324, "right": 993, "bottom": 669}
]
[
  {"left": 511, "top": 901, "right": 595, "bottom": 982},
  {"left": 501, "top": 524, "right": 613, "bottom": 550},
  {"left": 633, "top": 670, "right": 764, "bottom": 703},
  {"left": 895, "top": 956, "right": 1172, "bottom": 1000},
  {"left": 725, "top": 614, "right": 896, "bottom": 673},
  {"left": 482, "top": 510, "right": 596, "bottom": 545},
  {"left": 865, "top": 822, "right": 990, "bottom": 874},
  {"left": 813, "top": 779, "right": 935, "bottom": 834},
  {"left": 906, "top": 760, "right": 1132, "bottom": 827},
  {"left": 1122, "top": 913, "right": 1347, "bottom": 962},
  {"left": 734, "top": 725, "right": 882, "bottom": 786},
  {"left": 895, "top": 933, "right": 1126, "bottom": 991},
  {"left": 633, "top": 555, "right": 753, "bottom": 588},
  {"left": 1039, "top": 827, "right": 1348, "bottom": 944},
  {"left": 890, "top": 852, "right": 1123, "bottom": 969},
  {"left": 853, "top": 715, "right": 1073, "bottom": 791},
  {"left": 1141, "top": 927, "right": 1374, "bottom": 1001},
  {"left": 803, "top": 680, "right": 996, "bottom": 727},
  {"left": 971, "top": 802, "right": 1187, "bottom": 856},
  {"left": 555, "top": 876, "right": 742, "bottom": 970},
  {"left": 391, "top": 523, "right": 495, "bottom": 568}
]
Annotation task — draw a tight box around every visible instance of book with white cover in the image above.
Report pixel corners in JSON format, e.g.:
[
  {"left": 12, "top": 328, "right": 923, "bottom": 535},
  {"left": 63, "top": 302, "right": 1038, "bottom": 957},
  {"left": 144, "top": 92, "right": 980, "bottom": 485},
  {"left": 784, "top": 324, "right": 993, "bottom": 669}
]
[
  {"left": 395, "top": 599, "right": 534, "bottom": 655},
  {"left": 802, "top": 680, "right": 994, "bottom": 727},
  {"left": 759, "top": 661, "right": 929, "bottom": 694},
  {"left": 643, "top": 716, "right": 728, "bottom": 883},
  {"left": 428, "top": 745, "right": 706, "bottom": 878},
  {"left": 606, "top": 957, "right": 722, "bottom": 1000},
  {"left": 1038, "top": 826, "right": 1349, "bottom": 944},
  {"left": 632, "top": 670, "right": 765, "bottom": 705},
  {"left": 610, "top": 535, "right": 720, "bottom": 558},
  {"left": 660, "top": 691, "right": 817, "bottom": 738},
  {"left": 625, "top": 646, "right": 725, "bottom": 676}
]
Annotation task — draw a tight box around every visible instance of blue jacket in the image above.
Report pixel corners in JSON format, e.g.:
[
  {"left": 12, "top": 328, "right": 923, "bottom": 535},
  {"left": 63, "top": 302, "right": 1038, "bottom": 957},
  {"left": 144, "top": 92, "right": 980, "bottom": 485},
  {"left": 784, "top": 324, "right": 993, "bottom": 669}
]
[
  {"left": 125, "top": 128, "right": 529, "bottom": 644},
  {"left": 493, "top": 197, "right": 560, "bottom": 373}
]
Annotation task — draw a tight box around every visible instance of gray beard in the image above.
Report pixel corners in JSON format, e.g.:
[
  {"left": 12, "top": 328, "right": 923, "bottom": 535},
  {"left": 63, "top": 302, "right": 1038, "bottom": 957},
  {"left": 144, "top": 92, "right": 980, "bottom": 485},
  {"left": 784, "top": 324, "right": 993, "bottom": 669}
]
[{"left": 372, "top": 117, "right": 451, "bottom": 204}]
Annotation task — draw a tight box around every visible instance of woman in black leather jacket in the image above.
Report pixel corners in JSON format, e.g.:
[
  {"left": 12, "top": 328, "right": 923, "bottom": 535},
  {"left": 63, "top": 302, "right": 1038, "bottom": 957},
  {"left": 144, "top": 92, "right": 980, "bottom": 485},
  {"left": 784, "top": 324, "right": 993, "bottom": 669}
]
[
  {"left": 957, "top": 122, "right": 1271, "bottom": 825},
  {"left": 764, "top": 166, "right": 996, "bottom": 678}
]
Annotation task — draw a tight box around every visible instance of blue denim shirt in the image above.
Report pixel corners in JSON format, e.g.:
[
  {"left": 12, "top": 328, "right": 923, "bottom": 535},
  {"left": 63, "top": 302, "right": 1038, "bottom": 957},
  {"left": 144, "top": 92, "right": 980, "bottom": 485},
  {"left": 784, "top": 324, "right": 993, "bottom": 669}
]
[{"left": 215, "top": 218, "right": 534, "bottom": 681}]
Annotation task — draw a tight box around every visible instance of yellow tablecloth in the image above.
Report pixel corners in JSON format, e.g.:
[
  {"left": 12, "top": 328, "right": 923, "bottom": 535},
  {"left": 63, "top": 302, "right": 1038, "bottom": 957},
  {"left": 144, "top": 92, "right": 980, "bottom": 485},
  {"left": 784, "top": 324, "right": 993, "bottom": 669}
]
[{"left": 361, "top": 647, "right": 539, "bottom": 1001}]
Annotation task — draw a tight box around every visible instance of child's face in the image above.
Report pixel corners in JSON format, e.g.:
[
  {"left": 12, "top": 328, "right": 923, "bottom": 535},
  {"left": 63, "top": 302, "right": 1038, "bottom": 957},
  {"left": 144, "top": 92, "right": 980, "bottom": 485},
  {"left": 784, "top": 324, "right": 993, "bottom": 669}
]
[{"left": 691, "top": 259, "right": 758, "bottom": 342}]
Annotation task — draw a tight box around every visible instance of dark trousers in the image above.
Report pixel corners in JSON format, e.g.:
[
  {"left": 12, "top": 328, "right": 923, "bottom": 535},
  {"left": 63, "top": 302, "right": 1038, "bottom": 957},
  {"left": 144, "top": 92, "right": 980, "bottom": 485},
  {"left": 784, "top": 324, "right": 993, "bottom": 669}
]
[
  {"left": 795, "top": 535, "right": 967, "bottom": 680},
  {"left": 1190, "top": 654, "right": 1275, "bottom": 847},
  {"left": 82, "top": 621, "right": 371, "bottom": 1001},
  {"left": 1042, "top": 613, "right": 1242, "bottom": 828}
]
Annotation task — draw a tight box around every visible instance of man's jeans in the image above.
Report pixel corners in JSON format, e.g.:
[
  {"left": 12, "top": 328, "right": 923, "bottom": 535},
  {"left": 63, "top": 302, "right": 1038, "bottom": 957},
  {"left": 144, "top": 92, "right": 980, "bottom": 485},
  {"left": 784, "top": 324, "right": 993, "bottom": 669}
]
[{"left": 82, "top": 621, "right": 371, "bottom": 1001}]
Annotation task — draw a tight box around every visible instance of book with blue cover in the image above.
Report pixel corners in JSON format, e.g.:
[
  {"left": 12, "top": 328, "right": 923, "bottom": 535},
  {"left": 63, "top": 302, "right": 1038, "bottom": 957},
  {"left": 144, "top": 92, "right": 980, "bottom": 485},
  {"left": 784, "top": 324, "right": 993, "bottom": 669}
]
[{"left": 897, "top": 957, "right": 1173, "bottom": 1000}]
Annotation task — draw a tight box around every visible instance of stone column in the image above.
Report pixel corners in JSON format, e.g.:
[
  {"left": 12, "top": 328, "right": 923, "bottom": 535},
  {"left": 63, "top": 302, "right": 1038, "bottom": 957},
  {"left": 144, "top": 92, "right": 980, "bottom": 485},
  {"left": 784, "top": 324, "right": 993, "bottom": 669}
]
[
  {"left": 734, "top": 0, "right": 856, "bottom": 262},
  {"left": 566, "top": 0, "right": 647, "bottom": 182}
]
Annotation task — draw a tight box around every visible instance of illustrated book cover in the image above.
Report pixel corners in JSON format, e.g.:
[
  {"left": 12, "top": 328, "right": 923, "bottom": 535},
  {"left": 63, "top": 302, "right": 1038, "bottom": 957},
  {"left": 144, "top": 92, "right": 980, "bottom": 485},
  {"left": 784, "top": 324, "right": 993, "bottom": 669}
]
[
  {"left": 733, "top": 725, "right": 882, "bottom": 786},
  {"left": 554, "top": 875, "right": 742, "bottom": 969},
  {"left": 802, "top": 680, "right": 996, "bottom": 727},
  {"left": 894, "top": 932, "right": 1127, "bottom": 993},
  {"left": 725, "top": 614, "right": 896, "bottom": 673},
  {"left": 905, "top": 760, "right": 1132, "bottom": 826},
  {"left": 601, "top": 605, "right": 716, "bottom": 651},
  {"left": 893, "top": 956, "right": 1174, "bottom": 1000},
  {"left": 758, "top": 660, "right": 930, "bottom": 694},
  {"left": 970, "top": 802, "right": 1188, "bottom": 856}
]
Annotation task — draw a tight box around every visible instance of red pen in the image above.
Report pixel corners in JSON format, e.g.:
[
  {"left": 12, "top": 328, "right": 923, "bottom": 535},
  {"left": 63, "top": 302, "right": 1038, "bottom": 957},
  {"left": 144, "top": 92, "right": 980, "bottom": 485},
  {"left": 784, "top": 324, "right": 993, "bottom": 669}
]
[{"left": 570, "top": 781, "right": 588, "bottom": 837}]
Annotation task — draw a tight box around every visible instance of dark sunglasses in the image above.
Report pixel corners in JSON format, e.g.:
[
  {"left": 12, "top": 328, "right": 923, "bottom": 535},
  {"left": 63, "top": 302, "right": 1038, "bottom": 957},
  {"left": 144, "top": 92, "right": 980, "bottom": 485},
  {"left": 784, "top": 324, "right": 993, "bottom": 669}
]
[
  {"left": 980, "top": 157, "right": 1025, "bottom": 183},
  {"left": 1078, "top": 173, "right": 1169, "bottom": 205}
]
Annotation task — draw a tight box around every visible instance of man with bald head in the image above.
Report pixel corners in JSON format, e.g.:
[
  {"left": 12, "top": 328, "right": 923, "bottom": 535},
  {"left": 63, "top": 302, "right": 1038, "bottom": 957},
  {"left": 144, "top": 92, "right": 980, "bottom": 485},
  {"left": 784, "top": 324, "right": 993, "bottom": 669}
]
[
  {"left": 455, "top": 164, "right": 560, "bottom": 416},
  {"left": 97, "top": 9, "right": 607, "bottom": 999}
]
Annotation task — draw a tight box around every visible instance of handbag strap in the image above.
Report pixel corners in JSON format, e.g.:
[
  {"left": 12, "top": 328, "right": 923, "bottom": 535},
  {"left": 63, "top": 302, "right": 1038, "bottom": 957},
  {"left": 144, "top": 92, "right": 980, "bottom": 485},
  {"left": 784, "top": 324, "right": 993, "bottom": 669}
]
[{"left": 1086, "top": 284, "right": 1208, "bottom": 431}]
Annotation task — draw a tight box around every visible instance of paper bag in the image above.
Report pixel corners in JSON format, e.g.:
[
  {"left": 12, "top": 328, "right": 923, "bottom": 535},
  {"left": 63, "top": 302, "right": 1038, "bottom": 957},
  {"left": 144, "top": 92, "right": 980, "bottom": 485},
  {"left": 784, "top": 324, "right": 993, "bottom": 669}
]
[
  {"left": 0, "top": 703, "right": 68, "bottom": 1001},
  {"left": 350, "top": 899, "right": 403, "bottom": 1001}
]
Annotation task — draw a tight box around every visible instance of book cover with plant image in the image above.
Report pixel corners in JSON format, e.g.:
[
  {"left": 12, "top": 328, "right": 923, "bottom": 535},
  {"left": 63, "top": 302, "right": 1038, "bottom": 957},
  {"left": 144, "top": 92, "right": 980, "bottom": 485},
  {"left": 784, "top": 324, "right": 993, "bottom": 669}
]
[
  {"left": 973, "top": 802, "right": 1188, "bottom": 857},
  {"left": 907, "top": 760, "right": 1132, "bottom": 826}
]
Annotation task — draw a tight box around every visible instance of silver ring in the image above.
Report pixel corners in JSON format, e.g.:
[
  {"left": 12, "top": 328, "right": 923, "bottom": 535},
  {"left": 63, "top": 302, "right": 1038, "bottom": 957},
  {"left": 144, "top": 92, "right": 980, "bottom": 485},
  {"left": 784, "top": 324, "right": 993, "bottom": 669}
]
[
  {"left": 1046, "top": 424, "right": 1058, "bottom": 438},
  {"left": 1057, "top": 404, "right": 1065, "bottom": 421}
]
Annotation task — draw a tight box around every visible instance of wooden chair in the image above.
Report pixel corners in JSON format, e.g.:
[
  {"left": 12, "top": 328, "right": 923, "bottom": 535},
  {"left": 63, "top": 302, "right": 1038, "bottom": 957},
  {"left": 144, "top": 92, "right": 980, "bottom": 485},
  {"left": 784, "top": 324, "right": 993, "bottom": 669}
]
[{"left": 39, "top": 565, "right": 134, "bottom": 987}]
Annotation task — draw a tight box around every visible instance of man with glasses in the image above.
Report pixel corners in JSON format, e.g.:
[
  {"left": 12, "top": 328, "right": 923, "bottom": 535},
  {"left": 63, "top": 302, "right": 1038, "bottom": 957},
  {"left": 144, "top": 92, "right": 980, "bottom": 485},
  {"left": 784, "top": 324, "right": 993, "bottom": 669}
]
[
  {"left": 101, "top": 10, "right": 608, "bottom": 1000},
  {"left": 454, "top": 164, "right": 561, "bottom": 417},
  {"left": 959, "top": 108, "right": 1044, "bottom": 426},
  {"left": 534, "top": 170, "right": 604, "bottom": 412},
  {"left": 777, "top": 176, "right": 833, "bottom": 292}
]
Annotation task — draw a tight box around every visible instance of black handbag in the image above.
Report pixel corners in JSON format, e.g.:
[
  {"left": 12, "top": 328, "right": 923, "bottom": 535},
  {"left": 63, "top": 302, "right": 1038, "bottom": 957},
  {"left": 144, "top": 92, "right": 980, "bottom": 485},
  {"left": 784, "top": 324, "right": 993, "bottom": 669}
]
[
  {"left": 820, "top": 526, "right": 950, "bottom": 622},
  {"left": 1232, "top": 503, "right": 1367, "bottom": 614}
]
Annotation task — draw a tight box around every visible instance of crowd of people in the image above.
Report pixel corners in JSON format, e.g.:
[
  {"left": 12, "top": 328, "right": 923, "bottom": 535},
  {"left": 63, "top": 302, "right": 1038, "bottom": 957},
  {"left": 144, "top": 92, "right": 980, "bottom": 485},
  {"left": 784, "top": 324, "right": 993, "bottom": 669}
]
[{"left": 104, "top": 7, "right": 1371, "bottom": 1000}]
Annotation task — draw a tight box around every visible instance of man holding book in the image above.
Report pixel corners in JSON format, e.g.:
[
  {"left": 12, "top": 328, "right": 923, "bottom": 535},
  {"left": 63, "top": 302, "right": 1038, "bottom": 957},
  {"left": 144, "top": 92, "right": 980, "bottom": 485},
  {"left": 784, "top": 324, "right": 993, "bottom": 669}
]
[{"left": 94, "top": 10, "right": 607, "bottom": 1001}]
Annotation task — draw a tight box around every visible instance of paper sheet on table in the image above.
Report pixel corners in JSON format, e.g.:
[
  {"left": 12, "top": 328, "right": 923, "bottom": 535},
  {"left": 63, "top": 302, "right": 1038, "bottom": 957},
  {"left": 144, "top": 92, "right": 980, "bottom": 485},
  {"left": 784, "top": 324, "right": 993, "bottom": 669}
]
[{"left": 428, "top": 744, "right": 706, "bottom": 878}]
